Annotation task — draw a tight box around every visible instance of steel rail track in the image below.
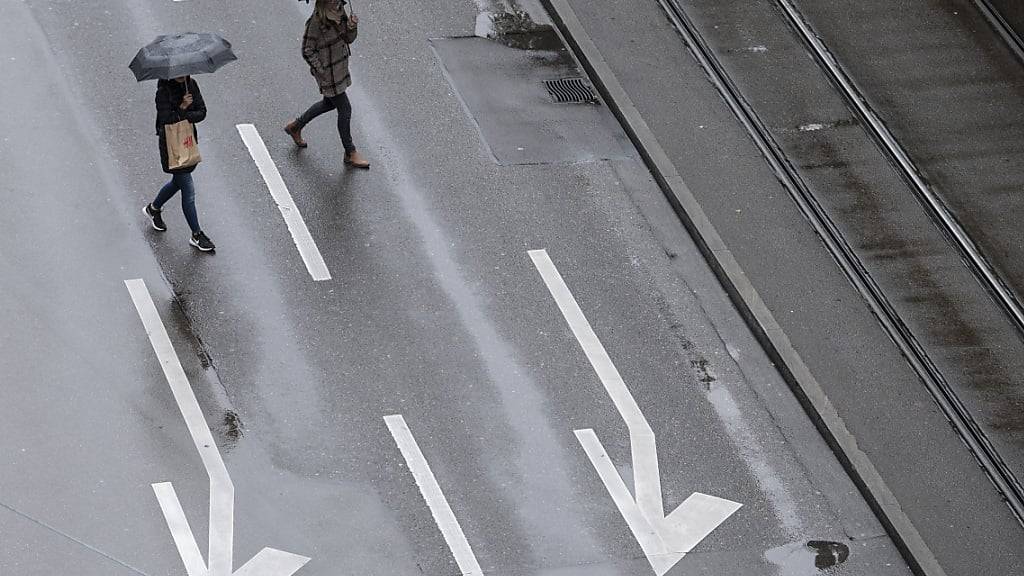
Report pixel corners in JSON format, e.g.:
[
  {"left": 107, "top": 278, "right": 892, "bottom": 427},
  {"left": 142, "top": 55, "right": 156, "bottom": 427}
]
[
  {"left": 769, "top": 0, "right": 1024, "bottom": 522},
  {"left": 657, "top": 0, "right": 1024, "bottom": 527},
  {"left": 973, "top": 0, "right": 1024, "bottom": 65},
  {"left": 771, "top": 1, "right": 1024, "bottom": 340}
]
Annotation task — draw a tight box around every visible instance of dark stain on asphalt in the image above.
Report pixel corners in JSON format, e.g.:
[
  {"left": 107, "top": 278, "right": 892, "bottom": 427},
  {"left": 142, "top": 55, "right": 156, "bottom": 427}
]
[
  {"left": 787, "top": 129, "right": 1024, "bottom": 439},
  {"left": 691, "top": 357, "right": 717, "bottom": 390},
  {"left": 221, "top": 410, "right": 243, "bottom": 444},
  {"left": 169, "top": 283, "right": 219, "bottom": 369}
]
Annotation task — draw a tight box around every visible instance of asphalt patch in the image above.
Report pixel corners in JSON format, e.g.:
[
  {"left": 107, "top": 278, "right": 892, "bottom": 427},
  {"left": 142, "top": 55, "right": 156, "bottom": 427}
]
[{"left": 430, "top": 30, "right": 631, "bottom": 165}]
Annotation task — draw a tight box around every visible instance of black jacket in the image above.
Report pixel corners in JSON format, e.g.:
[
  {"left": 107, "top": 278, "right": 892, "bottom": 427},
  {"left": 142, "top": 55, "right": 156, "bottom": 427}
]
[{"left": 156, "top": 78, "right": 207, "bottom": 174}]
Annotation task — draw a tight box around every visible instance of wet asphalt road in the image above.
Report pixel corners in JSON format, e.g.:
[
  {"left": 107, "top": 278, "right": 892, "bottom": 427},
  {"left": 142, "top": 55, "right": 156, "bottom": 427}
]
[
  {"left": 0, "top": 0, "right": 915, "bottom": 575},
  {"left": 559, "top": 0, "right": 1024, "bottom": 574}
]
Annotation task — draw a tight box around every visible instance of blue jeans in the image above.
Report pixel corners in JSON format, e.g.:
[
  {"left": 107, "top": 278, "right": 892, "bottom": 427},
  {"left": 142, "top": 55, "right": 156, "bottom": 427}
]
[
  {"left": 296, "top": 92, "right": 355, "bottom": 154},
  {"left": 153, "top": 173, "right": 200, "bottom": 233}
]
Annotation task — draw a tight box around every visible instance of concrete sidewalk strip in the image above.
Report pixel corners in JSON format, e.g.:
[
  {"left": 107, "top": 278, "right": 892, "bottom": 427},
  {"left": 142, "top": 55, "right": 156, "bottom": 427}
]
[
  {"left": 535, "top": 1, "right": 945, "bottom": 575},
  {"left": 236, "top": 123, "right": 332, "bottom": 282}
]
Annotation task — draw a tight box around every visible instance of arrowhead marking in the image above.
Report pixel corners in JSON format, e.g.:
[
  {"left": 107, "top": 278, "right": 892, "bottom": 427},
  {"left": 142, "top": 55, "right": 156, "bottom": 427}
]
[
  {"left": 527, "top": 252, "right": 742, "bottom": 576},
  {"left": 648, "top": 552, "right": 688, "bottom": 576},
  {"left": 153, "top": 481, "right": 311, "bottom": 576},
  {"left": 576, "top": 429, "right": 741, "bottom": 576},
  {"left": 233, "top": 548, "right": 311, "bottom": 576}
]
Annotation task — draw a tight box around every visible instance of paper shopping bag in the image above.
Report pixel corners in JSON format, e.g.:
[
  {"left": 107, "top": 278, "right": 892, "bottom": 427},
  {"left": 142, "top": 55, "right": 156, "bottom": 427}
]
[{"left": 165, "top": 120, "right": 202, "bottom": 170}]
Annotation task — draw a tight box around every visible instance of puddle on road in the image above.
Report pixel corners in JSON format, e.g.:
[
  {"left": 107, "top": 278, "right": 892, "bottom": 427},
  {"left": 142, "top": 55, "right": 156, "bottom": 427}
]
[{"left": 766, "top": 540, "right": 850, "bottom": 574}]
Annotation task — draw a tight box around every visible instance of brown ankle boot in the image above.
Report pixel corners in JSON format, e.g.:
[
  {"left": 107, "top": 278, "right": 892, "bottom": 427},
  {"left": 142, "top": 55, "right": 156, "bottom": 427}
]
[
  {"left": 344, "top": 150, "right": 370, "bottom": 169},
  {"left": 284, "top": 121, "right": 307, "bottom": 148}
]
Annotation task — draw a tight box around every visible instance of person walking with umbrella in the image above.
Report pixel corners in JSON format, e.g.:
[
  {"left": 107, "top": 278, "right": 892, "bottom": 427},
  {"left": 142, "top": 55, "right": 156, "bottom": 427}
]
[
  {"left": 130, "top": 32, "right": 237, "bottom": 252},
  {"left": 144, "top": 75, "right": 215, "bottom": 251},
  {"left": 284, "top": 0, "right": 371, "bottom": 169}
]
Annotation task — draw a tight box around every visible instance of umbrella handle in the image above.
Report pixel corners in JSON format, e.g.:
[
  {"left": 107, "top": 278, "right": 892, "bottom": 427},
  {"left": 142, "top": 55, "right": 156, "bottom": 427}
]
[{"left": 181, "top": 78, "right": 191, "bottom": 112}]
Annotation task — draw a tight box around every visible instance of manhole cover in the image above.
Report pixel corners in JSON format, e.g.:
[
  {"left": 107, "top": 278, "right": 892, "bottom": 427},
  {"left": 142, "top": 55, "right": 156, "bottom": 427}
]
[{"left": 544, "top": 78, "right": 598, "bottom": 104}]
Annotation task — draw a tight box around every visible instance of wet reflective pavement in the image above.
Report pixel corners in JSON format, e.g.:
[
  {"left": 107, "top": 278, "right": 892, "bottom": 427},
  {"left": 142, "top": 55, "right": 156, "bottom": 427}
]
[
  {"left": 557, "top": 0, "right": 1024, "bottom": 573},
  {"left": 0, "top": 0, "right": 924, "bottom": 575},
  {"left": 430, "top": 28, "right": 631, "bottom": 165}
]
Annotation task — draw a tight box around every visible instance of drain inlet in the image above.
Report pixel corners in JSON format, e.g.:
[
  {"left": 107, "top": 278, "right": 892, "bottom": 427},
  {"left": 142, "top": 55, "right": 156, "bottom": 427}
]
[{"left": 544, "top": 77, "right": 598, "bottom": 104}]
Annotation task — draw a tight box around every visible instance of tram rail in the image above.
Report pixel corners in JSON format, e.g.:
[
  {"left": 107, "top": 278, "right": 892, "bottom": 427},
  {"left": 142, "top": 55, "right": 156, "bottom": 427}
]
[
  {"left": 657, "top": 0, "right": 1024, "bottom": 529},
  {"left": 974, "top": 0, "right": 1024, "bottom": 65}
]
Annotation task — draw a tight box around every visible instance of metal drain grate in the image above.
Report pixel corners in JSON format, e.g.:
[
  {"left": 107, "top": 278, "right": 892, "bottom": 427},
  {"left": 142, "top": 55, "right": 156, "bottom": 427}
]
[{"left": 544, "top": 78, "right": 598, "bottom": 104}]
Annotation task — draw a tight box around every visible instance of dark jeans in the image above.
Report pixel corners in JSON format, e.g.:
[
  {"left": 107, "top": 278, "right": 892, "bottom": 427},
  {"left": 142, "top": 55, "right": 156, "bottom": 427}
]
[
  {"left": 153, "top": 172, "right": 200, "bottom": 233},
  {"left": 296, "top": 92, "right": 355, "bottom": 153}
]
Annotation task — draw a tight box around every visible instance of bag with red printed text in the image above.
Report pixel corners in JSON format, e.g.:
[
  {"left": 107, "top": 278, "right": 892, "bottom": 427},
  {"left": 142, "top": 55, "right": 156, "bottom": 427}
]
[{"left": 164, "top": 120, "right": 201, "bottom": 170}]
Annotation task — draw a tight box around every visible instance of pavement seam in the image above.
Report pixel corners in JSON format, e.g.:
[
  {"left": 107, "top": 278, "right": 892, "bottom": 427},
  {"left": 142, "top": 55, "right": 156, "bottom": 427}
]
[
  {"left": 0, "top": 500, "right": 152, "bottom": 575},
  {"left": 535, "top": 1, "right": 946, "bottom": 575}
]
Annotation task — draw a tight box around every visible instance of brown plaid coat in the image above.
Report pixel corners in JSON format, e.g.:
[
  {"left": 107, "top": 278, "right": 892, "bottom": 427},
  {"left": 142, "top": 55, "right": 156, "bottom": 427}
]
[{"left": 302, "top": 15, "right": 358, "bottom": 97}]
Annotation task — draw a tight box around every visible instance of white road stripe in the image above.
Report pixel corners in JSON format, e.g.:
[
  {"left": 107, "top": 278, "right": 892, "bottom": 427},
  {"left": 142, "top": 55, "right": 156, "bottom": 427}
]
[
  {"left": 126, "top": 278, "right": 235, "bottom": 576},
  {"left": 152, "top": 482, "right": 206, "bottom": 576},
  {"left": 527, "top": 249, "right": 664, "bottom": 521},
  {"left": 233, "top": 548, "right": 313, "bottom": 576},
  {"left": 236, "top": 123, "right": 331, "bottom": 281},
  {"left": 384, "top": 415, "right": 483, "bottom": 576},
  {"left": 529, "top": 249, "right": 741, "bottom": 575},
  {"left": 574, "top": 429, "right": 667, "bottom": 558}
]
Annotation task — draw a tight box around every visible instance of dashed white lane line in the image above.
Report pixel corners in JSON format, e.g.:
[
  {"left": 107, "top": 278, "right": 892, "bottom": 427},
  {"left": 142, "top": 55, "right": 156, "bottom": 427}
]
[
  {"left": 236, "top": 123, "right": 331, "bottom": 282},
  {"left": 384, "top": 414, "right": 483, "bottom": 576}
]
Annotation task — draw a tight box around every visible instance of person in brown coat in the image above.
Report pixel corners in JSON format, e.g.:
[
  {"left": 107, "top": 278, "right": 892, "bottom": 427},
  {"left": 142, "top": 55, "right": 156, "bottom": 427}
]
[{"left": 284, "top": 0, "right": 370, "bottom": 169}]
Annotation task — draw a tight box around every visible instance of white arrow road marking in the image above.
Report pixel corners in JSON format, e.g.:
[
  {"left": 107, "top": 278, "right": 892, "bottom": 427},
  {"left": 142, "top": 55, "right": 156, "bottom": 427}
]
[
  {"left": 528, "top": 250, "right": 741, "bottom": 576},
  {"left": 152, "top": 482, "right": 207, "bottom": 576},
  {"left": 126, "top": 279, "right": 311, "bottom": 576},
  {"left": 236, "top": 124, "right": 331, "bottom": 282},
  {"left": 233, "top": 549, "right": 314, "bottom": 576},
  {"left": 384, "top": 415, "right": 484, "bottom": 576}
]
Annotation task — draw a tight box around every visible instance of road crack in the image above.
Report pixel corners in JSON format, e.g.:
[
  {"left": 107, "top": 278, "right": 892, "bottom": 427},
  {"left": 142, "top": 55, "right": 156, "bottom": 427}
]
[{"left": 0, "top": 500, "right": 151, "bottom": 575}]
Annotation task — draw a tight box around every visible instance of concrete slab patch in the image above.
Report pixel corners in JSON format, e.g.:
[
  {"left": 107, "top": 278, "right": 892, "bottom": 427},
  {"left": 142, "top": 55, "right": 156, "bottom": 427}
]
[{"left": 430, "top": 31, "right": 632, "bottom": 165}]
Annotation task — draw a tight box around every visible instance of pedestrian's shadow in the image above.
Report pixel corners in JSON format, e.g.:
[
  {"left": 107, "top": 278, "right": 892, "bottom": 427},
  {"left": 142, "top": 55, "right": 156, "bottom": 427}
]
[{"left": 284, "top": 147, "right": 360, "bottom": 223}]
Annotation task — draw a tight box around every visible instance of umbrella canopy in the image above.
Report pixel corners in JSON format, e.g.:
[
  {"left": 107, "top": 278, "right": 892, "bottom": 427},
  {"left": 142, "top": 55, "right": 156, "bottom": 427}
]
[{"left": 129, "top": 32, "right": 237, "bottom": 82}]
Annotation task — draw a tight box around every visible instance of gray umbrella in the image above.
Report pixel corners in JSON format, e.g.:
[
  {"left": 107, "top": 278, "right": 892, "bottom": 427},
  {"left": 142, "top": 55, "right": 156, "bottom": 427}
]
[{"left": 129, "top": 32, "right": 238, "bottom": 81}]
